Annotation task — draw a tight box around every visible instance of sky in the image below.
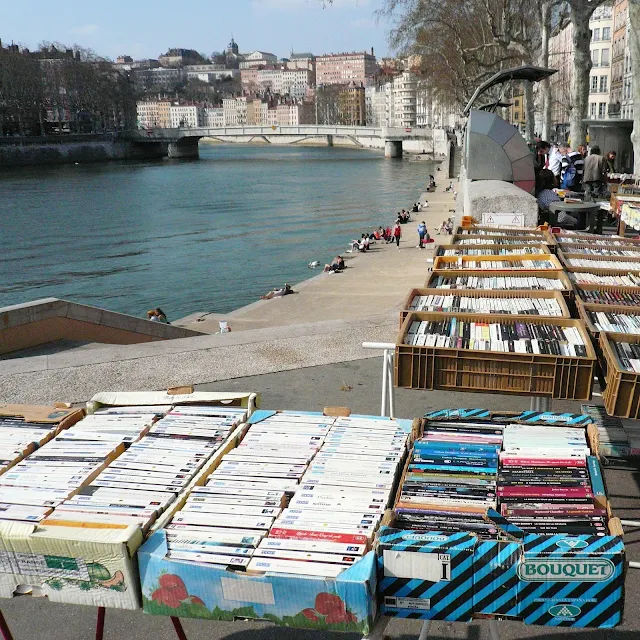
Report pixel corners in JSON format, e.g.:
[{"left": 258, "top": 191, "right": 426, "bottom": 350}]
[{"left": 2, "top": 0, "right": 393, "bottom": 61}]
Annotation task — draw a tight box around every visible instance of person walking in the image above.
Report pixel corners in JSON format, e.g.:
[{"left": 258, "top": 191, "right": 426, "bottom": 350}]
[
  {"left": 583, "top": 146, "right": 607, "bottom": 203},
  {"left": 417, "top": 221, "right": 427, "bottom": 248},
  {"left": 393, "top": 220, "right": 402, "bottom": 249}
]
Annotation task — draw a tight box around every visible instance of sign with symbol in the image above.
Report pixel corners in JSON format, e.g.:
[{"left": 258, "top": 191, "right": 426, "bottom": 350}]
[{"left": 481, "top": 213, "right": 524, "bottom": 227}]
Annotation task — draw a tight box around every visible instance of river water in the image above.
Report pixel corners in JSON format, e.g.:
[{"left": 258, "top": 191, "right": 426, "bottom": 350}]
[{"left": 0, "top": 144, "right": 435, "bottom": 319}]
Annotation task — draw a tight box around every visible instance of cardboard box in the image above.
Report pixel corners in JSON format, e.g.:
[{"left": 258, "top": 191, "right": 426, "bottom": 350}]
[
  {"left": 0, "top": 391, "right": 256, "bottom": 610},
  {"left": 138, "top": 409, "right": 414, "bottom": 632},
  {"left": 376, "top": 410, "right": 625, "bottom": 628},
  {"left": 139, "top": 531, "right": 378, "bottom": 633}
]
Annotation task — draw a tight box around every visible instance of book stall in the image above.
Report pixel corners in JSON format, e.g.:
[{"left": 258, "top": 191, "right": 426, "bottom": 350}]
[{"left": 0, "top": 390, "right": 257, "bottom": 640}]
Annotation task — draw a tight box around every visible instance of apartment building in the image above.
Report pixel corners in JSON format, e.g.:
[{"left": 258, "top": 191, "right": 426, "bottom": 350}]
[
  {"left": 622, "top": 7, "right": 634, "bottom": 119},
  {"left": 204, "top": 107, "right": 225, "bottom": 128},
  {"left": 610, "top": 0, "right": 628, "bottom": 118},
  {"left": 222, "top": 97, "right": 248, "bottom": 125},
  {"left": 239, "top": 51, "right": 278, "bottom": 69},
  {"left": 316, "top": 51, "right": 378, "bottom": 86},
  {"left": 548, "top": 21, "right": 574, "bottom": 131},
  {"left": 337, "top": 84, "right": 366, "bottom": 126},
  {"left": 136, "top": 100, "right": 172, "bottom": 128},
  {"left": 393, "top": 71, "right": 417, "bottom": 127},
  {"left": 589, "top": 4, "right": 613, "bottom": 120},
  {"left": 169, "top": 104, "right": 205, "bottom": 128}
]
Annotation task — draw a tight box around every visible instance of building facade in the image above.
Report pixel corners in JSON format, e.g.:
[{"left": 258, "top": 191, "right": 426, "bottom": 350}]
[
  {"left": 239, "top": 51, "right": 278, "bottom": 69},
  {"left": 136, "top": 100, "right": 172, "bottom": 128},
  {"left": 316, "top": 51, "right": 378, "bottom": 86},
  {"left": 392, "top": 71, "right": 417, "bottom": 127},
  {"left": 622, "top": 7, "right": 634, "bottom": 120},
  {"left": 589, "top": 4, "right": 613, "bottom": 121},
  {"left": 610, "top": 0, "right": 628, "bottom": 118},
  {"left": 169, "top": 104, "right": 205, "bottom": 128},
  {"left": 337, "top": 84, "right": 366, "bottom": 125},
  {"left": 204, "top": 107, "right": 225, "bottom": 127}
]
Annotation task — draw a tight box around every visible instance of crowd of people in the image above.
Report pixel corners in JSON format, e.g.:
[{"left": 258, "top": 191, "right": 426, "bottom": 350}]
[{"left": 534, "top": 140, "right": 616, "bottom": 231}]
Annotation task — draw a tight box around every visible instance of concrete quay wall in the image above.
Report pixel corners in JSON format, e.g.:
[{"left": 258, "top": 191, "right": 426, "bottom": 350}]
[{"left": 0, "top": 137, "right": 165, "bottom": 167}]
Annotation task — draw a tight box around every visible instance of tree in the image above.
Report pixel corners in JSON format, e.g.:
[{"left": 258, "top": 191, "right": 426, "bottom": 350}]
[
  {"left": 565, "top": 0, "right": 606, "bottom": 148},
  {"left": 629, "top": 0, "right": 640, "bottom": 172}
]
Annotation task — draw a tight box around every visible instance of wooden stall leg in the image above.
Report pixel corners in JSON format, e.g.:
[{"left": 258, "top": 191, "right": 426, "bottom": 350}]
[
  {"left": 170, "top": 617, "right": 189, "bottom": 640},
  {"left": 0, "top": 610, "right": 15, "bottom": 640},
  {"left": 95, "top": 607, "right": 106, "bottom": 640}
]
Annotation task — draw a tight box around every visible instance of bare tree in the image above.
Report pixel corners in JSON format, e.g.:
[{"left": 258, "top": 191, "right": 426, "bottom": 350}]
[{"left": 566, "top": 0, "right": 607, "bottom": 147}]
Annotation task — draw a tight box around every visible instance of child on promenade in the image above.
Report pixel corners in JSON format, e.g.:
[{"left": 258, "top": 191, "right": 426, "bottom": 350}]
[
  {"left": 417, "top": 221, "right": 428, "bottom": 248},
  {"left": 393, "top": 221, "right": 402, "bottom": 249}
]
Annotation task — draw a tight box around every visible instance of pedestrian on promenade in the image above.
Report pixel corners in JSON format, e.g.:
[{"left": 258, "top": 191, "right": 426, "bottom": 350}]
[
  {"left": 583, "top": 146, "right": 607, "bottom": 202},
  {"left": 417, "top": 221, "right": 428, "bottom": 248},
  {"left": 393, "top": 221, "right": 402, "bottom": 249}
]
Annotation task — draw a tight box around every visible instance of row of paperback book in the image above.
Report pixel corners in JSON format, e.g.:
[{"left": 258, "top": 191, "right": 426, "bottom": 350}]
[
  {"left": 0, "top": 414, "right": 63, "bottom": 475},
  {"left": 429, "top": 275, "right": 566, "bottom": 291},
  {"left": 439, "top": 258, "right": 557, "bottom": 270},
  {"left": 407, "top": 294, "right": 564, "bottom": 316},
  {"left": 562, "top": 247, "right": 640, "bottom": 257},
  {"left": 438, "top": 247, "right": 546, "bottom": 257},
  {"left": 458, "top": 229, "right": 544, "bottom": 238},
  {"left": 0, "top": 404, "right": 246, "bottom": 530},
  {"left": 157, "top": 412, "right": 410, "bottom": 577},
  {"left": 586, "top": 310, "right": 640, "bottom": 335},
  {"left": 404, "top": 318, "right": 587, "bottom": 356},
  {"left": 581, "top": 405, "right": 640, "bottom": 462},
  {"left": 394, "top": 416, "right": 607, "bottom": 538},
  {"left": 565, "top": 258, "right": 640, "bottom": 270},
  {"left": 608, "top": 339, "right": 640, "bottom": 372},
  {"left": 577, "top": 289, "right": 640, "bottom": 307},
  {"left": 556, "top": 233, "right": 638, "bottom": 246},
  {"left": 454, "top": 237, "right": 542, "bottom": 245},
  {"left": 570, "top": 272, "right": 640, "bottom": 286}
]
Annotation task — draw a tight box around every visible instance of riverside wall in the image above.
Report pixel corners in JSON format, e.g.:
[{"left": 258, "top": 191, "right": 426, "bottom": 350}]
[{"left": 0, "top": 136, "right": 165, "bottom": 167}]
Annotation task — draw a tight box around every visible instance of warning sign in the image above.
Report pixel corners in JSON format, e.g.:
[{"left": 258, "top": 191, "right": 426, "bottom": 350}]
[{"left": 481, "top": 213, "right": 524, "bottom": 227}]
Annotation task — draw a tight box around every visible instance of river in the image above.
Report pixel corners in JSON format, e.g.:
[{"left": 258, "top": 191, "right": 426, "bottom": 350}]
[{"left": 0, "top": 144, "right": 436, "bottom": 319}]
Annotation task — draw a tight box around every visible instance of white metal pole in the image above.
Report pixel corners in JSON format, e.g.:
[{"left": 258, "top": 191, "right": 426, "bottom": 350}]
[
  {"left": 387, "top": 350, "right": 395, "bottom": 419},
  {"left": 360, "top": 616, "right": 390, "bottom": 640},
  {"left": 417, "top": 620, "right": 431, "bottom": 640},
  {"left": 381, "top": 349, "right": 389, "bottom": 417},
  {"left": 488, "top": 619, "right": 501, "bottom": 640}
]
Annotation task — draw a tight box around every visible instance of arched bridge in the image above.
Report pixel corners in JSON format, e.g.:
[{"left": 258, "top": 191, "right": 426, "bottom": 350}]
[{"left": 126, "top": 125, "right": 432, "bottom": 159}]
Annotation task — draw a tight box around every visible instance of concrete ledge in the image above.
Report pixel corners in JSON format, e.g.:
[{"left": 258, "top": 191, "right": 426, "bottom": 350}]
[
  {"left": 459, "top": 178, "right": 538, "bottom": 227},
  {"left": 0, "top": 298, "right": 203, "bottom": 355},
  {"left": 0, "top": 315, "right": 397, "bottom": 404}
]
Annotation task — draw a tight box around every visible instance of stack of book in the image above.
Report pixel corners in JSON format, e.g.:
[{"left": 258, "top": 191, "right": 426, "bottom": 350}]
[
  {"left": 430, "top": 275, "right": 566, "bottom": 291},
  {"left": 608, "top": 339, "right": 640, "bottom": 371},
  {"left": 0, "top": 415, "right": 61, "bottom": 475},
  {"left": 581, "top": 404, "right": 640, "bottom": 461},
  {"left": 586, "top": 310, "right": 640, "bottom": 334},
  {"left": 459, "top": 229, "right": 543, "bottom": 237},
  {"left": 0, "top": 405, "right": 245, "bottom": 531},
  {"left": 498, "top": 425, "right": 607, "bottom": 536},
  {"left": 577, "top": 289, "right": 640, "bottom": 306},
  {"left": 566, "top": 258, "right": 640, "bottom": 270},
  {"left": 570, "top": 272, "right": 640, "bottom": 286},
  {"left": 557, "top": 235, "right": 636, "bottom": 246},
  {"left": 446, "top": 259, "right": 556, "bottom": 270},
  {"left": 408, "top": 294, "right": 563, "bottom": 316},
  {"left": 454, "top": 238, "right": 542, "bottom": 245},
  {"left": 404, "top": 318, "right": 588, "bottom": 356},
  {"left": 257, "top": 416, "right": 408, "bottom": 577},
  {"left": 0, "top": 440, "right": 123, "bottom": 524},
  {"left": 563, "top": 247, "right": 640, "bottom": 257},
  {"left": 439, "top": 247, "right": 545, "bottom": 256},
  {"left": 164, "top": 412, "right": 329, "bottom": 571},
  {"left": 158, "top": 413, "right": 410, "bottom": 577},
  {"left": 394, "top": 420, "right": 503, "bottom": 538}
]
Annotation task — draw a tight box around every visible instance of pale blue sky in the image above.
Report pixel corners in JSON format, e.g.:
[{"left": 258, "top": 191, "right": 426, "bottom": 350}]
[{"left": 3, "top": 0, "right": 392, "bottom": 61}]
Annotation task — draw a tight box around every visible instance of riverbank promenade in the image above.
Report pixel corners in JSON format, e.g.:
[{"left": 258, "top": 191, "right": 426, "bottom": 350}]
[
  {"left": 176, "top": 187, "right": 455, "bottom": 333},
  {"left": 0, "top": 182, "right": 456, "bottom": 405}
]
